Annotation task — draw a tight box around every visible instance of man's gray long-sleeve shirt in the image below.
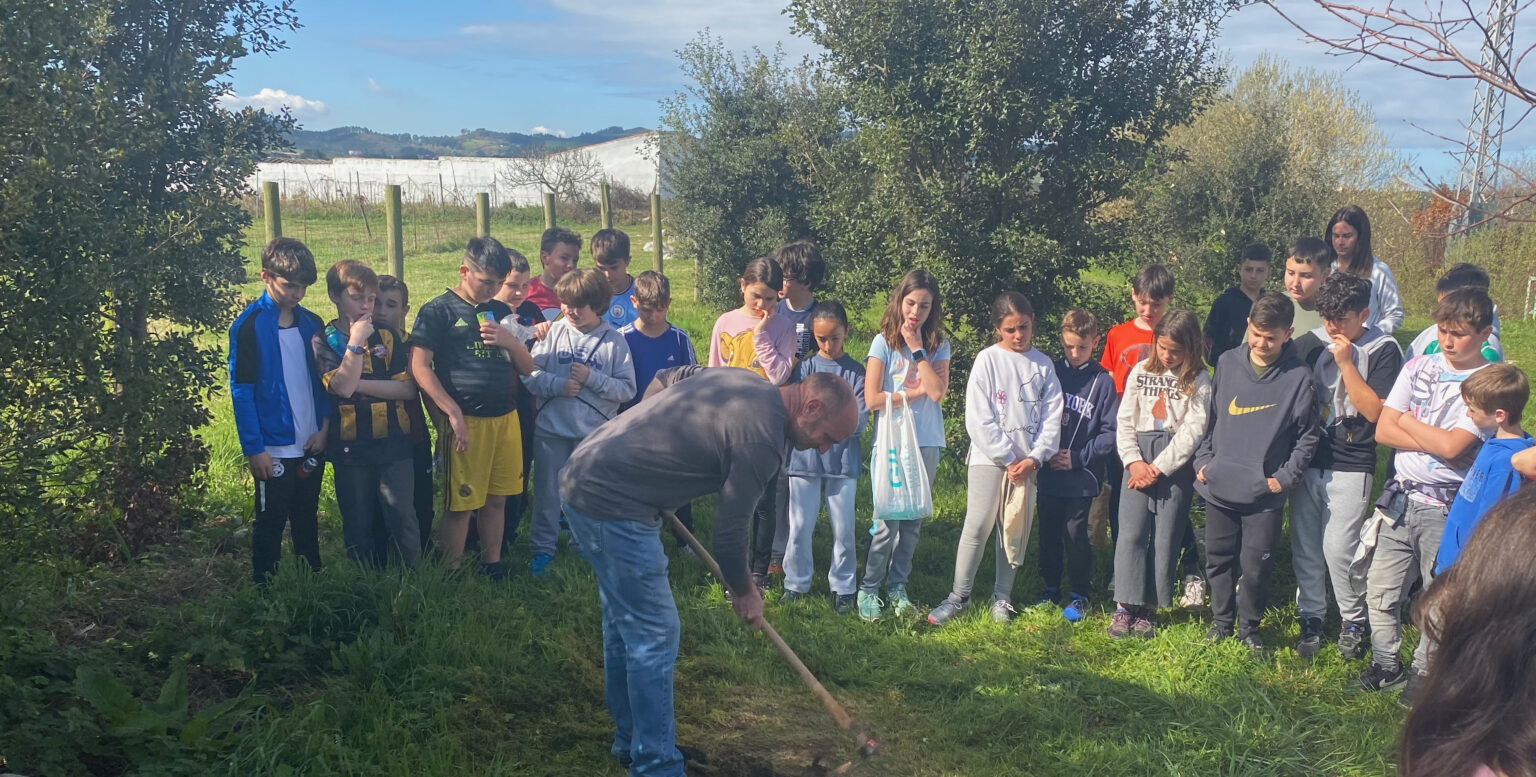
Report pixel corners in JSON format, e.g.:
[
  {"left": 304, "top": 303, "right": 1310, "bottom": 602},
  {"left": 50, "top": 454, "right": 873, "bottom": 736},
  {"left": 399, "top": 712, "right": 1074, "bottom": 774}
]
[{"left": 561, "top": 367, "right": 788, "bottom": 592}]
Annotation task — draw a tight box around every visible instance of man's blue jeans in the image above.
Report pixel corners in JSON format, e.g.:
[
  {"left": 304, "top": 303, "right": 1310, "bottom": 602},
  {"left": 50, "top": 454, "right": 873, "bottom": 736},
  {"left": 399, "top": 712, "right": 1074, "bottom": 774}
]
[{"left": 563, "top": 504, "right": 684, "bottom": 777}]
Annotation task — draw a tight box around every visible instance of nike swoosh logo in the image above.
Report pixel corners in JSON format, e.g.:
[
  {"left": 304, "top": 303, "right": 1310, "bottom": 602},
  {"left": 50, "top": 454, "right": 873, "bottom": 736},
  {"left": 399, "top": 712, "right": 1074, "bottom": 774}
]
[{"left": 1228, "top": 397, "right": 1278, "bottom": 416}]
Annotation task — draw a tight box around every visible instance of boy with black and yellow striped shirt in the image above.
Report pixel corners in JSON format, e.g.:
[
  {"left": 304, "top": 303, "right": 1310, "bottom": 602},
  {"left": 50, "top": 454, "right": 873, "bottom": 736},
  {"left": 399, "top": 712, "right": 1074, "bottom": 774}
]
[{"left": 314, "top": 260, "right": 421, "bottom": 567}]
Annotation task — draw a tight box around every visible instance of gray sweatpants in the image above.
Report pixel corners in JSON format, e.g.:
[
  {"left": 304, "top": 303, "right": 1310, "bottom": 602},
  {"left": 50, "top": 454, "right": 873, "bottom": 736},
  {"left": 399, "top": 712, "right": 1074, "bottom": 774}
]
[
  {"left": 1367, "top": 499, "right": 1446, "bottom": 674},
  {"left": 861, "top": 447, "right": 941, "bottom": 593},
  {"left": 1290, "top": 468, "right": 1374, "bottom": 623},
  {"left": 531, "top": 431, "right": 581, "bottom": 557},
  {"left": 949, "top": 463, "right": 1018, "bottom": 601},
  {"left": 1112, "top": 461, "right": 1195, "bottom": 608}
]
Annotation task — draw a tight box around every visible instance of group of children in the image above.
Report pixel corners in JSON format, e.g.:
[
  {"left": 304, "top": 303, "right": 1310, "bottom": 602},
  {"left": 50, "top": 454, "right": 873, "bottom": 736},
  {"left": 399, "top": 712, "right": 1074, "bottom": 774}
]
[{"left": 231, "top": 213, "right": 1531, "bottom": 707}]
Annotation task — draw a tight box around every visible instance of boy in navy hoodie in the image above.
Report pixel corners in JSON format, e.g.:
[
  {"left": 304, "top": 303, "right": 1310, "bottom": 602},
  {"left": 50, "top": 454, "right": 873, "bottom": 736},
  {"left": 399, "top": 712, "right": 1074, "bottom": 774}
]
[
  {"left": 1194, "top": 293, "right": 1321, "bottom": 649},
  {"left": 229, "top": 238, "right": 332, "bottom": 585},
  {"left": 1038, "top": 310, "right": 1119, "bottom": 620}
]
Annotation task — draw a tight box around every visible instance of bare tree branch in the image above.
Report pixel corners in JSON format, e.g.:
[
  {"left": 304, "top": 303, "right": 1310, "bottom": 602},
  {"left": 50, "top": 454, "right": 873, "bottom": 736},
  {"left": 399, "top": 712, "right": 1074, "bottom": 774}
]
[
  {"left": 500, "top": 145, "right": 604, "bottom": 204},
  {"left": 1266, "top": 0, "right": 1536, "bottom": 104},
  {"left": 1269, "top": 0, "right": 1536, "bottom": 231}
]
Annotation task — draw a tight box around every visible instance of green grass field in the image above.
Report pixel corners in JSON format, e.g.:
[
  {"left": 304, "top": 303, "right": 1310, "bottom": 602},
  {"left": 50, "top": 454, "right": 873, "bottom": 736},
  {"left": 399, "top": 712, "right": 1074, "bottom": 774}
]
[{"left": 9, "top": 208, "right": 1533, "bottom": 776}]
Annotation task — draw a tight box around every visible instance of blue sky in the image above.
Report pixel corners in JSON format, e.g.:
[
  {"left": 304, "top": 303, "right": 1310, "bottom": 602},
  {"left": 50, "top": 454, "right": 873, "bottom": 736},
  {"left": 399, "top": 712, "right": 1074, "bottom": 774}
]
[{"left": 227, "top": 0, "right": 1528, "bottom": 181}]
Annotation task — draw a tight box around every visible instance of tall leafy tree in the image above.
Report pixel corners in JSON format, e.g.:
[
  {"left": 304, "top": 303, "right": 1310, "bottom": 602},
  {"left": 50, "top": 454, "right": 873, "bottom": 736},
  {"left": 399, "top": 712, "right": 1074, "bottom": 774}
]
[
  {"left": 1125, "top": 57, "right": 1396, "bottom": 300},
  {"left": 0, "top": 0, "right": 297, "bottom": 558},
  {"left": 658, "top": 36, "right": 846, "bottom": 308},
  {"left": 786, "top": 0, "right": 1228, "bottom": 341}
]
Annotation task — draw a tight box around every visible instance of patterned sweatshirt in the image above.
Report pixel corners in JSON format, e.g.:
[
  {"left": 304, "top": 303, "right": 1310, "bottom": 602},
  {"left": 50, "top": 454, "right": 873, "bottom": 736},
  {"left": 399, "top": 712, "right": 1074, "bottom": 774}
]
[
  {"left": 1115, "top": 360, "right": 1212, "bottom": 474},
  {"left": 964, "top": 344, "right": 1064, "bottom": 468}
]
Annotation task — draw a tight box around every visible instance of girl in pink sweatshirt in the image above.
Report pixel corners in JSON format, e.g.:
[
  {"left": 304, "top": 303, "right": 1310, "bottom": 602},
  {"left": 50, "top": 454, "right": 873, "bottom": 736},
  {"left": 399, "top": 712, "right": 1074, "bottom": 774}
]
[{"left": 708, "top": 257, "right": 796, "bottom": 385}]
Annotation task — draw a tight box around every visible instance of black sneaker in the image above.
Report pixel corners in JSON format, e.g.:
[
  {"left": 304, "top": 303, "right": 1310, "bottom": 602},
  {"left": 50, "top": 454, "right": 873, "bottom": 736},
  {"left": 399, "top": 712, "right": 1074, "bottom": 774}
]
[
  {"left": 780, "top": 590, "right": 806, "bottom": 604},
  {"left": 1357, "top": 662, "right": 1407, "bottom": 692},
  {"left": 1035, "top": 586, "right": 1060, "bottom": 607},
  {"left": 1237, "top": 628, "right": 1264, "bottom": 651},
  {"left": 1399, "top": 671, "right": 1425, "bottom": 708},
  {"left": 480, "top": 561, "right": 506, "bottom": 582},
  {"left": 833, "top": 593, "right": 857, "bottom": 615},
  {"left": 752, "top": 572, "right": 770, "bottom": 592},
  {"left": 1296, "top": 617, "right": 1324, "bottom": 659},
  {"left": 1205, "top": 623, "right": 1234, "bottom": 643},
  {"left": 1337, "top": 620, "right": 1369, "bottom": 660}
]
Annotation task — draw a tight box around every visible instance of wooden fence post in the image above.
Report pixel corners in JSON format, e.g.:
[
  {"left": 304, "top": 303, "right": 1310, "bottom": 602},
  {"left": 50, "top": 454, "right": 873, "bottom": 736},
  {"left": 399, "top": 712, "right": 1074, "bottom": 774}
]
[
  {"left": 476, "top": 193, "right": 490, "bottom": 238},
  {"left": 543, "top": 192, "right": 557, "bottom": 230},
  {"left": 651, "top": 193, "right": 664, "bottom": 274},
  {"left": 600, "top": 182, "right": 613, "bottom": 230},
  {"left": 262, "top": 181, "right": 282, "bottom": 243},
  {"left": 385, "top": 184, "right": 403, "bottom": 278}
]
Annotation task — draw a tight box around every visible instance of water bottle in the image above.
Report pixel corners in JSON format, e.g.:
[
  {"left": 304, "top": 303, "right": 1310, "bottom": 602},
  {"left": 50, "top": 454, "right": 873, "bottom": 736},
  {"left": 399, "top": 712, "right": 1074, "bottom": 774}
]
[
  {"left": 325, "top": 326, "right": 347, "bottom": 356},
  {"left": 500, "top": 317, "right": 535, "bottom": 343}
]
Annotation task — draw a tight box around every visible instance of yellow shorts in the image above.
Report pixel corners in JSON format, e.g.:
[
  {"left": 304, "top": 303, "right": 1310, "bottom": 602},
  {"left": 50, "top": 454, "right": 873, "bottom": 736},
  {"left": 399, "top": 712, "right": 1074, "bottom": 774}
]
[{"left": 442, "top": 411, "right": 524, "bottom": 513}]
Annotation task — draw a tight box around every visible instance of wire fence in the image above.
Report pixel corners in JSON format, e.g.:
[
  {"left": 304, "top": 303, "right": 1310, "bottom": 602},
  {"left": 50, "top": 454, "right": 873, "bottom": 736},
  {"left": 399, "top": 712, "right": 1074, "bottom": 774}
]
[{"left": 242, "top": 185, "right": 668, "bottom": 287}]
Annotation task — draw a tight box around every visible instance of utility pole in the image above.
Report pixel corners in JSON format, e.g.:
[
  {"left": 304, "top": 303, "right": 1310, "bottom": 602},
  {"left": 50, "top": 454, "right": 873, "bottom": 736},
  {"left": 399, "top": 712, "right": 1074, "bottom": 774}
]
[{"left": 1451, "top": 0, "right": 1516, "bottom": 236}]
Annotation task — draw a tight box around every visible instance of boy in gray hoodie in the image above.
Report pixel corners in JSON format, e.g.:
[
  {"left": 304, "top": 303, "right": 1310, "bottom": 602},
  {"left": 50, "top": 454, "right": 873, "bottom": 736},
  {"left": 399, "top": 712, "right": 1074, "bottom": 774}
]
[
  {"left": 525, "top": 268, "right": 637, "bottom": 575},
  {"left": 1194, "top": 293, "right": 1322, "bottom": 649}
]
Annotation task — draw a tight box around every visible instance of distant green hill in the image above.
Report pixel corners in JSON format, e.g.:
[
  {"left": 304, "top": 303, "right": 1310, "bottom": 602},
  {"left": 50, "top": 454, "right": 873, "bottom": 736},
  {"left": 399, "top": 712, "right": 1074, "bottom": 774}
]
[{"left": 280, "top": 125, "right": 651, "bottom": 160}]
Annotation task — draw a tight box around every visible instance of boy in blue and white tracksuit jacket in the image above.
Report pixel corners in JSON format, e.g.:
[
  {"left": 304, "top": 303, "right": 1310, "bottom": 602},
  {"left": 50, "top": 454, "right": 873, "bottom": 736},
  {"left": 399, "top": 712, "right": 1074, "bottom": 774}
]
[{"left": 1037, "top": 354, "right": 1118, "bottom": 608}]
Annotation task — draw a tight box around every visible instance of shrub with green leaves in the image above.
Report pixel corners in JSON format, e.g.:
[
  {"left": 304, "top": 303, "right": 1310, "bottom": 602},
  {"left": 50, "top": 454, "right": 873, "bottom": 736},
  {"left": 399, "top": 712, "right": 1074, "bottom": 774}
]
[{"left": 0, "top": 1, "right": 296, "bottom": 560}]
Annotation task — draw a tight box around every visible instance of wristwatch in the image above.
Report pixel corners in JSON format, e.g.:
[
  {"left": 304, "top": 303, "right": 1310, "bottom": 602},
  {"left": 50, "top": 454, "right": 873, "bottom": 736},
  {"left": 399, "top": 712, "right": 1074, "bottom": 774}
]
[
  {"left": 345, "top": 344, "right": 366, "bottom": 356},
  {"left": 912, "top": 348, "right": 928, "bottom": 362}
]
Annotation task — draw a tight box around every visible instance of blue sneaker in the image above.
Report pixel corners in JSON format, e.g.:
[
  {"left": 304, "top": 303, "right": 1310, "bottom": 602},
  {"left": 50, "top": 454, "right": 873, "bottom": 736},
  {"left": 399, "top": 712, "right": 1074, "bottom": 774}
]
[
  {"left": 1062, "top": 594, "right": 1089, "bottom": 622},
  {"left": 530, "top": 552, "right": 554, "bottom": 577},
  {"left": 857, "top": 591, "right": 883, "bottom": 622}
]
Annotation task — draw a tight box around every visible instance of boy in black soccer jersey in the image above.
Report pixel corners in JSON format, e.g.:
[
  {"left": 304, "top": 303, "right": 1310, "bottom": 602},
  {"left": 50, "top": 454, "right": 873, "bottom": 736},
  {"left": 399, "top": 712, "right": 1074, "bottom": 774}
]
[{"left": 409, "top": 237, "right": 536, "bottom": 578}]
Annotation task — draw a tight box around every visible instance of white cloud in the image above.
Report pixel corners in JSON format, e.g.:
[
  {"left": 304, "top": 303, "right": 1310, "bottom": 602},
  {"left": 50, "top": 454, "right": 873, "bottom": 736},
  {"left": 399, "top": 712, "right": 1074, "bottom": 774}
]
[
  {"left": 367, "top": 77, "right": 386, "bottom": 93},
  {"left": 531, "top": 126, "right": 567, "bottom": 137},
  {"left": 459, "top": 24, "right": 498, "bottom": 36},
  {"left": 220, "top": 87, "right": 327, "bottom": 115}
]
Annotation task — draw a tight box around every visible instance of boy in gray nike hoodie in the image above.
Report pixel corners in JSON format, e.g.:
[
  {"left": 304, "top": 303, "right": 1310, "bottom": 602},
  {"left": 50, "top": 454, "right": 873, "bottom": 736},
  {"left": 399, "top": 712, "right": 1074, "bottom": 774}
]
[{"left": 1194, "top": 293, "right": 1321, "bottom": 646}]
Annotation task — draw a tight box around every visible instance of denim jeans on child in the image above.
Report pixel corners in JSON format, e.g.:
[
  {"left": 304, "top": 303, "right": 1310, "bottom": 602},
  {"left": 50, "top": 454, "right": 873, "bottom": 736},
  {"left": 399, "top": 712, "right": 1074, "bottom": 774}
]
[{"left": 563, "top": 503, "right": 685, "bottom": 777}]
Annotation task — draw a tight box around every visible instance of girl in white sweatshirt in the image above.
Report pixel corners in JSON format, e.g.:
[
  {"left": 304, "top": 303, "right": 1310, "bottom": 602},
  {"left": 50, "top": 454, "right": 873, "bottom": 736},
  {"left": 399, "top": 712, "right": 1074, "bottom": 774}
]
[
  {"left": 1108, "top": 309, "right": 1211, "bottom": 639},
  {"left": 927, "top": 292, "right": 1063, "bottom": 625}
]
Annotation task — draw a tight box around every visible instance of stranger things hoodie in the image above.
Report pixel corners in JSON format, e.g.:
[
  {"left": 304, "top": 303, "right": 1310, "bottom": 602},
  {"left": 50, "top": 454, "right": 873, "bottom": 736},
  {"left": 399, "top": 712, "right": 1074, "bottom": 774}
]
[{"left": 1193, "top": 341, "right": 1321, "bottom": 513}]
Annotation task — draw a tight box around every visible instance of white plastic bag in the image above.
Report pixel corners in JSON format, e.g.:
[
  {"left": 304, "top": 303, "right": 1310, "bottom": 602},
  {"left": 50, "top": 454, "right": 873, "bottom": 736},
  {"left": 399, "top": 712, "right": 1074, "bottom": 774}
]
[{"left": 871, "top": 392, "right": 933, "bottom": 522}]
